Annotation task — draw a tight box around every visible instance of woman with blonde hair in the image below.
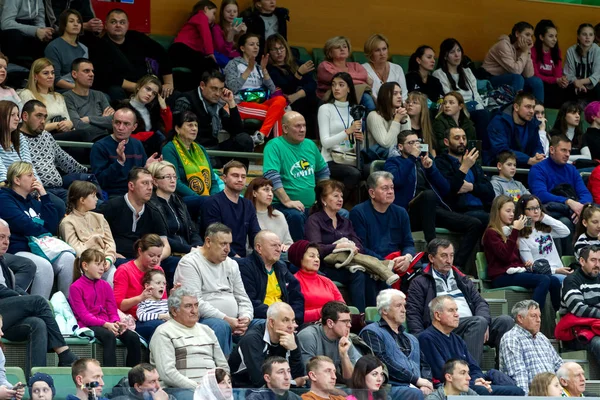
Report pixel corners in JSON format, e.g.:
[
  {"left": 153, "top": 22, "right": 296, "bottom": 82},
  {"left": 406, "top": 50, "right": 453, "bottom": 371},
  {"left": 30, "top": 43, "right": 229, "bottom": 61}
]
[
  {"left": 406, "top": 91, "right": 435, "bottom": 157},
  {"left": 529, "top": 372, "right": 563, "bottom": 397},
  {"left": 362, "top": 34, "right": 407, "bottom": 100}
]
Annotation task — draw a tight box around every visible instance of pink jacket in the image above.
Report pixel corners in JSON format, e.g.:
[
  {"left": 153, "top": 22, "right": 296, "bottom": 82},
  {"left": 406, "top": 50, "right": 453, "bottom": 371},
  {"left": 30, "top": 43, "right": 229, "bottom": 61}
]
[
  {"left": 531, "top": 47, "right": 563, "bottom": 84},
  {"left": 69, "top": 275, "right": 120, "bottom": 328},
  {"left": 317, "top": 61, "right": 369, "bottom": 99},
  {"left": 211, "top": 24, "right": 240, "bottom": 59},
  {"left": 482, "top": 35, "right": 534, "bottom": 78},
  {"left": 173, "top": 12, "right": 214, "bottom": 55}
]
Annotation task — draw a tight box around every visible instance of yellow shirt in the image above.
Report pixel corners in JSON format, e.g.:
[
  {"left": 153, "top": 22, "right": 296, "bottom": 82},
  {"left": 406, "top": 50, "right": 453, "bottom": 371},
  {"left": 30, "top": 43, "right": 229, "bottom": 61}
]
[{"left": 264, "top": 269, "right": 282, "bottom": 306}]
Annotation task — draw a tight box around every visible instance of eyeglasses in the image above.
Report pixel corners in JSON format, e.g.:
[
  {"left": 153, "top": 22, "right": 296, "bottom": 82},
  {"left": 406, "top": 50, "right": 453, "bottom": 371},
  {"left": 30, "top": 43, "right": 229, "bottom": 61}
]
[
  {"left": 525, "top": 206, "right": 541, "bottom": 212},
  {"left": 270, "top": 46, "right": 285, "bottom": 53},
  {"left": 405, "top": 140, "right": 421, "bottom": 146},
  {"left": 156, "top": 175, "right": 177, "bottom": 181}
]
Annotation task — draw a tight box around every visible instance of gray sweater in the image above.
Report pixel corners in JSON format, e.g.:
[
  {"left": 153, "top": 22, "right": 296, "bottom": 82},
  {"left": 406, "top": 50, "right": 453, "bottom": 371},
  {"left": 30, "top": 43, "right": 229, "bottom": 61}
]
[
  {"left": 223, "top": 57, "right": 276, "bottom": 102},
  {"left": 63, "top": 89, "right": 112, "bottom": 134},
  {"left": 564, "top": 43, "right": 600, "bottom": 88},
  {"left": 490, "top": 175, "right": 529, "bottom": 202},
  {"left": 44, "top": 37, "right": 89, "bottom": 85},
  {"left": 426, "top": 386, "right": 479, "bottom": 400},
  {"left": 0, "top": 0, "right": 44, "bottom": 36}
]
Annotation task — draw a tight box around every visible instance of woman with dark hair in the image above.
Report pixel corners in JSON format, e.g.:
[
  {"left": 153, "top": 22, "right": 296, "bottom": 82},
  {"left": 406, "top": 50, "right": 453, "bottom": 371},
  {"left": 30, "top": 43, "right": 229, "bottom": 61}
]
[
  {"left": 195, "top": 368, "right": 233, "bottom": 400},
  {"left": 482, "top": 21, "right": 544, "bottom": 102},
  {"left": 44, "top": 9, "right": 88, "bottom": 91},
  {"left": 317, "top": 72, "right": 362, "bottom": 203},
  {"left": 211, "top": 0, "right": 246, "bottom": 62},
  {"left": 549, "top": 101, "right": 588, "bottom": 160},
  {"left": 564, "top": 23, "right": 600, "bottom": 103},
  {"left": 532, "top": 20, "right": 569, "bottom": 108},
  {"left": 347, "top": 355, "right": 387, "bottom": 400},
  {"left": 433, "top": 92, "right": 476, "bottom": 152},
  {"left": 366, "top": 82, "right": 410, "bottom": 158},
  {"left": 0, "top": 100, "right": 35, "bottom": 182},
  {"left": 433, "top": 38, "right": 490, "bottom": 138},
  {"left": 405, "top": 45, "right": 444, "bottom": 104}
]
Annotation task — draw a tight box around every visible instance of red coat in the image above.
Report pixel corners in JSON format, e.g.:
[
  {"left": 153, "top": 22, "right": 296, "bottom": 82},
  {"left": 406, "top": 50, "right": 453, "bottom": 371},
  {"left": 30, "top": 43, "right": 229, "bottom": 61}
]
[
  {"left": 555, "top": 312, "right": 600, "bottom": 343},
  {"left": 588, "top": 165, "right": 600, "bottom": 205}
]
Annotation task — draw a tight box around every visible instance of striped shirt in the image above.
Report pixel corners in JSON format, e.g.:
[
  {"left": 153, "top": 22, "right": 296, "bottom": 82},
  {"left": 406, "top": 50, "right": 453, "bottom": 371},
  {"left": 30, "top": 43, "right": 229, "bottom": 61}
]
[
  {"left": 560, "top": 266, "right": 600, "bottom": 318},
  {"left": 574, "top": 232, "right": 600, "bottom": 259},
  {"left": 136, "top": 299, "right": 169, "bottom": 321}
]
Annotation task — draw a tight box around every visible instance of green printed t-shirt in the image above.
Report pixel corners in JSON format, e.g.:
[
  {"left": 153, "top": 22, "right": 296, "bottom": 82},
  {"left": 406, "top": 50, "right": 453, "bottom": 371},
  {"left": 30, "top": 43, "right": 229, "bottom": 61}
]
[{"left": 263, "top": 137, "right": 327, "bottom": 207}]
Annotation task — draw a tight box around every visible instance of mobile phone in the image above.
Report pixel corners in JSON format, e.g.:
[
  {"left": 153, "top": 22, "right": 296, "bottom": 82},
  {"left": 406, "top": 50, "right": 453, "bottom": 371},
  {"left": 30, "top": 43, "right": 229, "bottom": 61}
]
[
  {"left": 233, "top": 17, "right": 243, "bottom": 26},
  {"left": 420, "top": 143, "right": 429, "bottom": 158},
  {"left": 467, "top": 140, "right": 477, "bottom": 151},
  {"left": 12, "top": 384, "right": 25, "bottom": 390},
  {"left": 524, "top": 217, "right": 533, "bottom": 228}
]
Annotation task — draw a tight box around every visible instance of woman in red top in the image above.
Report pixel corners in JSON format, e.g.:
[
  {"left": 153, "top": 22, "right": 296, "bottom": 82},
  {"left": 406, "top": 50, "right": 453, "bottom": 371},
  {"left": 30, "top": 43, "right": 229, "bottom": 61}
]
[
  {"left": 113, "top": 234, "right": 168, "bottom": 341},
  {"left": 288, "top": 240, "right": 344, "bottom": 323},
  {"left": 482, "top": 195, "right": 561, "bottom": 311},
  {"left": 532, "top": 20, "right": 569, "bottom": 108}
]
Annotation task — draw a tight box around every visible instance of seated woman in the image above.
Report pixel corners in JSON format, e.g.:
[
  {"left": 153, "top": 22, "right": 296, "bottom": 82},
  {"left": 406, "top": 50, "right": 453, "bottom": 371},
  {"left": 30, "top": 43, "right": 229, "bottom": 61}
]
[
  {"left": 366, "top": 82, "right": 410, "bottom": 159},
  {"left": 0, "top": 53, "right": 22, "bottom": 107},
  {"left": 304, "top": 179, "right": 395, "bottom": 313},
  {"left": 244, "top": 177, "right": 293, "bottom": 256},
  {"left": 0, "top": 161, "right": 74, "bottom": 299},
  {"left": 129, "top": 75, "right": 172, "bottom": 156},
  {"left": 59, "top": 180, "right": 117, "bottom": 286},
  {"left": 266, "top": 34, "right": 318, "bottom": 137},
  {"left": 170, "top": 0, "right": 219, "bottom": 77},
  {"left": 432, "top": 92, "right": 476, "bottom": 152},
  {"left": 532, "top": 20, "right": 569, "bottom": 108},
  {"left": 288, "top": 240, "right": 345, "bottom": 323},
  {"left": 482, "top": 21, "right": 544, "bottom": 103},
  {"left": 564, "top": 23, "right": 600, "bottom": 103},
  {"left": 529, "top": 372, "right": 564, "bottom": 397},
  {"left": 347, "top": 355, "right": 386, "bottom": 400},
  {"left": 583, "top": 101, "right": 600, "bottom": 159},
  {"left": 316, "top": 36, "right": 375, "bottom": 111},
  {"left": 406, "top": 91, "right": 436, "bottom": 157},
  {"left": 317, "top": 72, "right": 363, "bottom": 204},
  {"left": 405, "top": 45, "right": 444, "bottom": 105},
  {"left": 432, "top": 38, "right": 490, "bottom": 138},
  {"left": 224, "top": 33, "right": 287, "bottom": 143},
  {"left": 211, "top": 0, "right": 246, "bottom": 65},
  {"left": 362, "top": 34, "right": 408, "bottom": 100},
  {"left": 549, "top": 101, "right": 588, "bottom": 161},
  {"left": 113, "top": 233, "right": 168, "bottom": 342},
  {"left": 44, "top": 9, "right": 88, "bottom": 92},
  {"left": 195, "top": 368, "right": 233, "bottom": 400},
  {"left": 482, "top": 195, "right": 561, "bottom": 312}
]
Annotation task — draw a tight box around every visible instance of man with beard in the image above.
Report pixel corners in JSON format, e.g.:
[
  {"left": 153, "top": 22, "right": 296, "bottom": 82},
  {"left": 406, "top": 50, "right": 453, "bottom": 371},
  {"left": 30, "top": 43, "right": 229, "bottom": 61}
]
[{"left": 435, "top": 127, "right": 495, "bottom": 226}]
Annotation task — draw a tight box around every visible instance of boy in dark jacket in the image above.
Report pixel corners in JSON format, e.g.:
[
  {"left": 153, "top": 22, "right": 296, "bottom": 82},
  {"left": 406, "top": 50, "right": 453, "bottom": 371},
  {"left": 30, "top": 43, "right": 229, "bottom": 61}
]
[{"left": 241, "top": 0, "right": 289, "bottom": 54}]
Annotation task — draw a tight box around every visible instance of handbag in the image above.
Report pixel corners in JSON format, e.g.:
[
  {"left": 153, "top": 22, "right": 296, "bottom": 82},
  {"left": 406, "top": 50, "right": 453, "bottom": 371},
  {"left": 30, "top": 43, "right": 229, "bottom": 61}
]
[
  {"left": 239, "top": 87, "right": 270, "bottom": 103},
  {"left": 532, "top": 259, "right": 552, "bottom": 275},
  {"left": 28, "top": 233, "right": 76, "bottom": 262},
  {"left": 331, "top": 149, "right": 357, "bottom": 165}
]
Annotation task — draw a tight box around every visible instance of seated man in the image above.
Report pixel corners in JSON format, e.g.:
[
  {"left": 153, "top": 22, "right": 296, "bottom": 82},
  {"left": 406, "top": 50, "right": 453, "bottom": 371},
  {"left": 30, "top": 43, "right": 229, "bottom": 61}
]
[
  {"left": 499, "top": 300, "right": 563, "bottom": 394},
  {"left": 229, "top": 302, "right": 306, "bottom": 388},
  {"left": 89, "top": 8, "right": 173, "bottom": 100},
  {"left": 203, "top": 161, "right": 260, "bottom": 257},
  {"left": 301, "top": 356, "right": 346, "bottom": 400},
  {"left": 384, "top": 131, "right": 482, "bottom": 270},
  {"left": 99, "top": 168, "right": 171, "bottom": 265},
  {"left": 64, "top": 58, "right": 114, "bottom": 137},
  {"left": 485, "top": 91, "right": 545, "bottom": 167},
  {"left": 150, "top": 287, "right": 229, "bottom": 390},
  {"left": 435, "top": 127, "right": 495, "bottom": 226},
  {"left": 426, "top": 359, "right": 478, "bottom": 400},
  {"left": 298, "top": 301, "right": 361, "bottom": 384},
  {"left": 173, "top": 70, "right": 253, "bottom": 154},
  {"left": 360, "top": 289, "right": 433, "bottom": 400},
  {"left": 20, "top": 99, "right": 88, "bottom": 203},
  {"left": 237, "top": 230, "right": 304, "bottom": 324},
  {"left": 246, "top": 356, "right": 302, "bottom": 400},
  {"left": 557, "top": 362, "right": 588, "bottom": 397},
  {"left": 407, "top": 238, "right": 514, "bottom": 366},
  {"left": 90, "top": 105, "right": 160, "bottom": 197},
  {"left": 112, "top": 363, "right": 173, "bottom": 400},
  {"left": 418, "top": 295, "right": 524, "bottom": 396},
  {"left": 349, "top": 171, "right": 416, "bottom": 274},
  {"left": 66, "top": 359, "right": 107, "bottom": 400},
  {"left": 0, "top": 219, "right": 79, "bottom": 370},
  {"left": 241, "top": 0, "right": 289, "bottom": 53},
  {"left": 174, "top": 222, "right": 253, "bottom": 358},
  {"left": 263, "top": 111, "right": 330, "bottom": 241}
]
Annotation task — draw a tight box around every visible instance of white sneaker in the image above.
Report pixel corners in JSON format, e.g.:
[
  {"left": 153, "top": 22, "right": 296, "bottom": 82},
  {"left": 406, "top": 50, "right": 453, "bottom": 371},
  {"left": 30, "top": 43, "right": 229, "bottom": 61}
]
[{"left": 251, "top": 131, "right": 265, "bottom": 146}]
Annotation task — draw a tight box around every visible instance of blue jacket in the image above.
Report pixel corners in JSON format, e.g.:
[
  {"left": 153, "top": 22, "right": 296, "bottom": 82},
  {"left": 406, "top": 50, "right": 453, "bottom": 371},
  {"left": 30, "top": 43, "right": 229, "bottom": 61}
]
[
  {"left": 485, "top": 106, "right": 543, "bottom": 167},
  {"left": 0, "top": 188, "right": 58, "bottom": 253},
  {"left": 383, "top": 154, "right": 450, "bottom": 210},
  {"left": 236, "top": 252, "right": 305, "bottom": 324},
  {"left": 349, "top": 200, "right": 416, "bottom": 259},
  {"left": 528, "top": 157, "right": 593, "bottom": 204}
]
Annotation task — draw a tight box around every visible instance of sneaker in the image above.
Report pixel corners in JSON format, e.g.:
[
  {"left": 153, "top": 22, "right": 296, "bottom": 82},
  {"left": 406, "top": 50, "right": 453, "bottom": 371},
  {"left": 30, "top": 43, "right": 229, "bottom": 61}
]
[{"left": 251, "top": 131, "right": 265, "bottom": 146}]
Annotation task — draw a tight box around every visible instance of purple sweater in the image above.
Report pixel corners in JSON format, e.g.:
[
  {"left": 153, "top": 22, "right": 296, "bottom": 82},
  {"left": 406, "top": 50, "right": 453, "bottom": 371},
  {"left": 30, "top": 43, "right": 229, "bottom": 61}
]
[{"left": 69, "top": 275, "right": 120, "bottom": 328}]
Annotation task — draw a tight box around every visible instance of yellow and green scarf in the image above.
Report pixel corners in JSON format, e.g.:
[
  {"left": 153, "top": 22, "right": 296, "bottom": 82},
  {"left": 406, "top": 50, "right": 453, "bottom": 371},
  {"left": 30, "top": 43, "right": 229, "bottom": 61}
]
[{"left": 173, "top": 136, "right": 212, "bottom": 196}]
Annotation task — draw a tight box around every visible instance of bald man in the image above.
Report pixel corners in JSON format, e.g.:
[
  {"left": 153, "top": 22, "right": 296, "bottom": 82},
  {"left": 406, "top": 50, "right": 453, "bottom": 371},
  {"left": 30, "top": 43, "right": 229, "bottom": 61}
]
[
  {"left": 263, "top": 112, "right": 330, "bottom": 241},
  {"left": 237, "top": 230, "right": 305, "bottom": 324},
  {"left": 558, "top": 362, "right": 588, "bottom": 397}
]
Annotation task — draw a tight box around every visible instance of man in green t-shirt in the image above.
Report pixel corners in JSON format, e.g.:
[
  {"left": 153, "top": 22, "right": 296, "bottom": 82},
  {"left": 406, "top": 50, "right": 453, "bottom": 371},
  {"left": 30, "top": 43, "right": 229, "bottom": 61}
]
[{"left": 264, "top": 112, "right": 330, "bottom": 241}]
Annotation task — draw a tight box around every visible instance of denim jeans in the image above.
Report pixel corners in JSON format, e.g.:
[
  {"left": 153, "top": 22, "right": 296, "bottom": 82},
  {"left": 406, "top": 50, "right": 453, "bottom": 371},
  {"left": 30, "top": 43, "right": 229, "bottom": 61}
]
[
  {"left": 471, "top": 384, "right": 525, "bottom": 396},
  {"left": 389, "top": 385, "right": 424, "bottom": 400},
  {"left": 199, "top": 317, "right": 233, "bottom": 357},
  {"left": 273, "top": 204, "right": 309, "bottom": 242},
  {"left": 492, "top": 272, "right": 561, "bottom": 311},
  {"left": 135, "top": 319, "right": 164, "bottom": 343},
  {"left": 489, "top": 73, "right": 544, "bottom": 103}
]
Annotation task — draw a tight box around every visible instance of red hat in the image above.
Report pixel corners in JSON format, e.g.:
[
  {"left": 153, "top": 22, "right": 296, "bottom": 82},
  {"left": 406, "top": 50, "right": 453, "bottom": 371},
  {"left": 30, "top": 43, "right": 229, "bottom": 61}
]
[{"left": 288, "top": 240, "right": 312, "bottom": 269}]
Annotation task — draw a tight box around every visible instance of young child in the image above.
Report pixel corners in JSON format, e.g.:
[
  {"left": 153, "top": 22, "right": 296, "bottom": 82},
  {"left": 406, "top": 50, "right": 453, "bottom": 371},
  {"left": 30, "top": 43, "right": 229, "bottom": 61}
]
[
  {"left": 491, "top": 151, "right": 530, "bottom": 201},
  {"left": 573, "top": 204, "right": 600, "bottom": 258},
  {"left": 136, "top": 270, "right": 170, "bottom": 322},
  {"left": 69, "top": 249, "right": 142, "bottom": 367}
]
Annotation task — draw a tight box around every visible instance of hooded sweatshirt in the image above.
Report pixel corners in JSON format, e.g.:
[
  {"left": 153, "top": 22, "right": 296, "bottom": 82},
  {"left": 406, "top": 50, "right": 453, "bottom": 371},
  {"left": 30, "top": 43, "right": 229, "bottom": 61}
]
[
  {"left": 490, "top": 175, "right": 530, "bottom": 201},
  {"left": 0, "top": 0, "right": 45, "bottom": 37},
  {"left": 483, "top": 34, "right": 534, "bottom": 78},
  {"left": 563, "top": 43, "right": 600, "bottom": 89},
  {"left": 223, "top": 56, "right": 277, "bottom": 102}
]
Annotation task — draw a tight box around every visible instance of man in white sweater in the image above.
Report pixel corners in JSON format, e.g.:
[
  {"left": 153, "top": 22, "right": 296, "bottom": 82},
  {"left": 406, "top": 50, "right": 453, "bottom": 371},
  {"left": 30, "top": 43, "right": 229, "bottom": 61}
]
[
  {"left": 149, "top": 287, "right": 229, "bottom": 391},
  {"left": 173, "top": 222, "right": 254, "bottom": 358}
]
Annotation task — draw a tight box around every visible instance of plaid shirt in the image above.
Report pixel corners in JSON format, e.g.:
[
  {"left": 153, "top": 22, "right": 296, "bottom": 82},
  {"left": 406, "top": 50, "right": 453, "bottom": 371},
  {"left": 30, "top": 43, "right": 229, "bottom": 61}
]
[{"left": 499, "top": 324, "right": 563, "bottom": 394}]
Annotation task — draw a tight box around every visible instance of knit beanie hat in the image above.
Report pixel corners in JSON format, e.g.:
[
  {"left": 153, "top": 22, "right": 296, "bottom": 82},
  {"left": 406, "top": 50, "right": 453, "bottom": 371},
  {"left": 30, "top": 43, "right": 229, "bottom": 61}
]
[
  {"left": 288, "top": 240, "right": 311, "bottom": 269},
  {"left": 28, "top": 372, "right": 56, "bottom": 397}
]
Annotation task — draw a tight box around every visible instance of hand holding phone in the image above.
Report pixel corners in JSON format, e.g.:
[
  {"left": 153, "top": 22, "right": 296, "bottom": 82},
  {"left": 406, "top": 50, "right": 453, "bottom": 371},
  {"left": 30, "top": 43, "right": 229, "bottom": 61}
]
[{"left": 233, "top": 17, "right": 243, "bottom": 26}]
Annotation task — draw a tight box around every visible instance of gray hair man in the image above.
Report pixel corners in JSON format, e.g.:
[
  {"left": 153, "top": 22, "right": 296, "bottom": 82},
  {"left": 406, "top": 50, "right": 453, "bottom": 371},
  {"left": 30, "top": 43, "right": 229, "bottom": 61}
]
[
  {"left": 557, "top": 362, "right": 587, "bottom": 397},
  {"left": 499, "top": 300, "right": 563, "bottom": 394},
  {"left": 149, "top": 287, "right": 228, "bottom": 390}
]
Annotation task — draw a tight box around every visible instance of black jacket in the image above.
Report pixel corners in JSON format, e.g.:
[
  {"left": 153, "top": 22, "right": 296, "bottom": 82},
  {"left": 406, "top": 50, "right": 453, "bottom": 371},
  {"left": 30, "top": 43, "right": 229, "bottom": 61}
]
[
  {"left": 236, "top": 251, "right": 305, "bottom": 324},
  {"left": 0, "top": 256, "right": 28, "bottom": 298},
  {"left": 148, "top": 193, "right": 203, "bottom": 254},
  {"left": 434, "top": 152, "right": 495, "bottom": 212},
  {"left": 172, "top": 89, "right": 245, "bottom": 148},
  {"left": 241, "top": 7, "right": 289, "bottom": 54}
]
